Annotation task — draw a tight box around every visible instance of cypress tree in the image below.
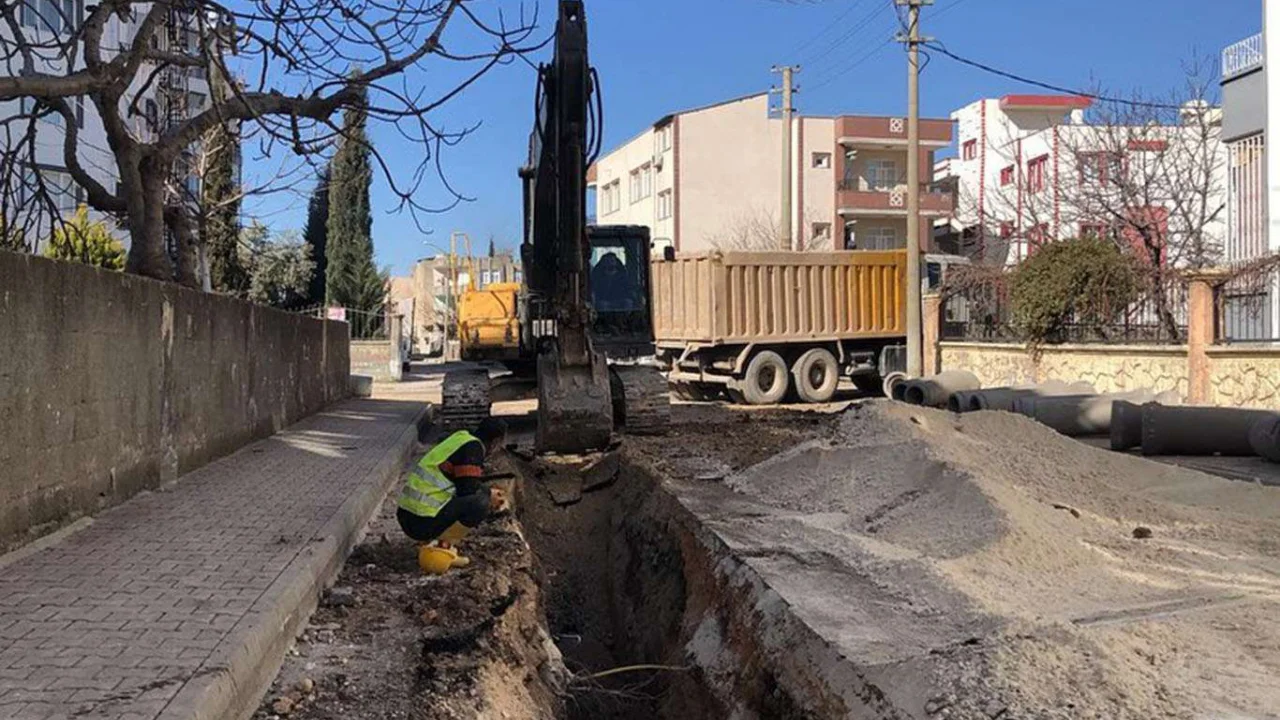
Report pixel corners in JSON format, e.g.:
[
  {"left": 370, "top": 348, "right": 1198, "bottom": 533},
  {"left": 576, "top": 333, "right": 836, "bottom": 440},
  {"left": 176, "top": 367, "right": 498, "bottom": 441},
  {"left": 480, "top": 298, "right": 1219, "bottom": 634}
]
[
  {"left": 325, "top": 83, "right": 384, "bottom": 321},
  {"left": 302, "top": 166, "right": 330, "bottom": 305}
]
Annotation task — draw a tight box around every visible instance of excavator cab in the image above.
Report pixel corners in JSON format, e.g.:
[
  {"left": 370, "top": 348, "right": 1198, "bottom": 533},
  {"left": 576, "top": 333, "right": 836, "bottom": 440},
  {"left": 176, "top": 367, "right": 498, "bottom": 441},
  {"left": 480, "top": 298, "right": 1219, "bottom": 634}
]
[{"left": 588, "top": 225, "right": 655, "bottom": 360}]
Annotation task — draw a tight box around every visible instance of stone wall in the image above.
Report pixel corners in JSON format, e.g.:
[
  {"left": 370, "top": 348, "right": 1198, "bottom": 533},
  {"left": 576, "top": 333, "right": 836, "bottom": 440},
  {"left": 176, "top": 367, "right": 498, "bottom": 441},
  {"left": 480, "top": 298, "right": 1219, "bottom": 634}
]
[
  {"left": 940, "top": 342, "right": 1191, "bottom": 399},
  {"left": 350, "top": 339, "right": 394, "bottom": 380},
  {"left": 0, "top": 251, "right": 350, "bottom": 551},
  {"left": 1206, "top": 347, "right": 1280, "bottom": 408}
]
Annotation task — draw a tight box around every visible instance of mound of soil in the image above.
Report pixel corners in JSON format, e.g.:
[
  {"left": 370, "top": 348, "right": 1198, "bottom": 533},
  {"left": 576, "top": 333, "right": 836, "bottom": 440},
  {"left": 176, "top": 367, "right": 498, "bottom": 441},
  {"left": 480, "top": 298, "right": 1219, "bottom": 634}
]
[{"left": 721, "top": 401, "right": 1280, "bottom": 718}]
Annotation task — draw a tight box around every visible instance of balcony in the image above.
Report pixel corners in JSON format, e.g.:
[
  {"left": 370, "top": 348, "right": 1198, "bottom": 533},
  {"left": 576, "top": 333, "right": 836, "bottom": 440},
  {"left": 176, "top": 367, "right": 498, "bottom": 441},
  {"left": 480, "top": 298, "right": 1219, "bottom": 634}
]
[
  {"left": 836, "top": 183, "right": 953, "bottom": 217},
  {"left": 835, "top": 116, "right": 952, "bottom": 149},
  {"left": 1223, "top": 33, "right": 1263, "bottom": 79}
]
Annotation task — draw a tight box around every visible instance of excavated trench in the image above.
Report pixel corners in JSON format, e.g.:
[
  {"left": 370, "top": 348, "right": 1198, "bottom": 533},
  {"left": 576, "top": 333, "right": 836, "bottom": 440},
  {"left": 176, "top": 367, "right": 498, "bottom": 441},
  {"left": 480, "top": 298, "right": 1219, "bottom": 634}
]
[{"left": 514, "top": 408, "right": 849, "bottom": 720}]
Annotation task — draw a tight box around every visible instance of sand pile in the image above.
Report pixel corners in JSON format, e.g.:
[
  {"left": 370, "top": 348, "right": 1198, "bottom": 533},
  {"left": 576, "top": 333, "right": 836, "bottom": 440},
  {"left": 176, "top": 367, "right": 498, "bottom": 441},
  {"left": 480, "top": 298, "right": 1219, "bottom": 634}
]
[{"left": 724, "top": 401, "right": 1280, "bottom": 718}]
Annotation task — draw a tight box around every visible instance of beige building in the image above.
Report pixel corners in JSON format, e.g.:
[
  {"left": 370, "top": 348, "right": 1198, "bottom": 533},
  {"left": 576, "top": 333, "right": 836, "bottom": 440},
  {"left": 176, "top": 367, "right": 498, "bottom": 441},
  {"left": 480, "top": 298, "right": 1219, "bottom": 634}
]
[
  {"left": 589, "top": 93, "right": 953, "bottom": 254},
  {"left": 395, "top": 251, "right": 523, "bottom": 357}
]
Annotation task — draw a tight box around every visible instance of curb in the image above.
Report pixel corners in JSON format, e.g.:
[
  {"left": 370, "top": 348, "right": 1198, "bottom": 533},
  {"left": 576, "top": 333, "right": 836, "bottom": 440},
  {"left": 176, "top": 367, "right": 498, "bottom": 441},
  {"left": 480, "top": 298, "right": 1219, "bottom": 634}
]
[{"left": 158, "top": 402, "right": 431, "bottom": 720}]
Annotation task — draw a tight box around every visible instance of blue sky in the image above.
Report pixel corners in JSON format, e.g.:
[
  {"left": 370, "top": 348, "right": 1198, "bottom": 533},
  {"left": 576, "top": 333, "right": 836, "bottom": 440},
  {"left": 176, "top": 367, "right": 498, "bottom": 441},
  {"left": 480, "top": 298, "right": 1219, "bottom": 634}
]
[{"left": 241, "top": 0, "right": 1261, "bottom": 277}]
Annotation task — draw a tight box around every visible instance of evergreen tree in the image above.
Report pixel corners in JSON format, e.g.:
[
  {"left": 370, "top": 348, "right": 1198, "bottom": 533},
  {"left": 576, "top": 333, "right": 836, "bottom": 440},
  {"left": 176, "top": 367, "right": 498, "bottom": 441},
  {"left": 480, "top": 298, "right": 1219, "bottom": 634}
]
[
  {"left": 44, "top": 206, "right": 126, "bottom": 270},
  {"left": 487, "top": 236, "right": 495, "bottom": 258},
  {"left": 325, "top": 83, "right": 384, "bottom": 320},
  {"left": 302, "top": 166, "right": 330, "bottom": 305},
  {"left": 201, "top": 67, "right": 247, "bottom": 294}
]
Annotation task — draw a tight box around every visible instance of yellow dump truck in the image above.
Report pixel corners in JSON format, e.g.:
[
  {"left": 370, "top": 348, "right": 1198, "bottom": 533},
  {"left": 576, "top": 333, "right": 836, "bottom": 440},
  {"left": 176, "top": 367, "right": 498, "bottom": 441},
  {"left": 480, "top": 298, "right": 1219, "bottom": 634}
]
[{"left": 651, "top": 249, "right": 907, "bottom": 404}]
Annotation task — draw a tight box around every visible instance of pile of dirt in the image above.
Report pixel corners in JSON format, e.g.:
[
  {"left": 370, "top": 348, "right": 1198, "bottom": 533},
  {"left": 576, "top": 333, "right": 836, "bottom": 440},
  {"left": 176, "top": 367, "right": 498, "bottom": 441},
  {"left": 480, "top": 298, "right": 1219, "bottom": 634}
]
[
  {"left": 254, "top": 474, "right": 565, "bottom": 720},
  {"left": 722, "top": 401, "right": 1280, "bottom": 718}
]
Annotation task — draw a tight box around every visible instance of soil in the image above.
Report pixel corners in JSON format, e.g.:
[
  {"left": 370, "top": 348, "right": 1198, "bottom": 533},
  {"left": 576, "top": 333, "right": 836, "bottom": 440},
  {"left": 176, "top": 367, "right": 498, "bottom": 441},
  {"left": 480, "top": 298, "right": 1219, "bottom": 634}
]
[
  {"left": 252, "top": 453, "right": 564, "bottom": 720},
  {"left": 712, "top": 400, "right": 1280, "bottom": 719}
]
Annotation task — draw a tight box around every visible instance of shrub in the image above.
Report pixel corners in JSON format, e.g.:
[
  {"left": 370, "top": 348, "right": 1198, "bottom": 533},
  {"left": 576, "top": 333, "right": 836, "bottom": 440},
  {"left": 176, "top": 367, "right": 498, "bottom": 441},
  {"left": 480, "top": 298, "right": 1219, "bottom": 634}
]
[
  {"left": 1009, "top": 236, "right": 1143, "bottom": 345},
  {"left": 43, "top": 206, "right": 126, "bottom": 270}
]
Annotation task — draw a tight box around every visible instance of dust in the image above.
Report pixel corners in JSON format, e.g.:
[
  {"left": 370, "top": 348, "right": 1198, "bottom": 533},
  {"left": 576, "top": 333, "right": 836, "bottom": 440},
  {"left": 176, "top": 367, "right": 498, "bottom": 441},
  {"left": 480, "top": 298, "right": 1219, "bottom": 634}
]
[{"left": 722, "top": 400, "right": 1280, "bottom": 718}]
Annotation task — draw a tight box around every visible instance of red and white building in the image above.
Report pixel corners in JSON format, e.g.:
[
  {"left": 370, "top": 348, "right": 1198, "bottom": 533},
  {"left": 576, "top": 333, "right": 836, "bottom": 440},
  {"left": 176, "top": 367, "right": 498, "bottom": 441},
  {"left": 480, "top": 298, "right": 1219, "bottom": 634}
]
[
  {"left": 588, "top": 92, "right": 953, "bottom": 254},
  {"left": 937, "top": 94, "right": 1225, "bottom": 268}
]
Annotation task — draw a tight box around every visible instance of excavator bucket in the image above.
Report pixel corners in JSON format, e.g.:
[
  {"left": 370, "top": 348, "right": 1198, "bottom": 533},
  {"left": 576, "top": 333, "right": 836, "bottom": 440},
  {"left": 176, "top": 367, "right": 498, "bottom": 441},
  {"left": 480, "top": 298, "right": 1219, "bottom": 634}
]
[{"left": 535, "top": 348, "right": 613, "bottom": 454}]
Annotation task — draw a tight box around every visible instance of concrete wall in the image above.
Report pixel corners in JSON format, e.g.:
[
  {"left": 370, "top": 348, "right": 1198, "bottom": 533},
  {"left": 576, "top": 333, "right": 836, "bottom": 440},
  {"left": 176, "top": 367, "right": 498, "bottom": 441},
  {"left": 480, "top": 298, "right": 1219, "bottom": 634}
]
[
  {"left": 350, "top": 339, "right": 395, "bottom": 381},
  {"left": 939, "top": 342, "right": 1191, "bottom": 398},
  {"left": 1206, "top": 346, "right": 1280, "bottom": 408},
  {"left": 1223, "top": 68, "right": 1266, "bottom": 142},
  {"left": 0, "top": 251, "right": 350, "bottom": 551}
]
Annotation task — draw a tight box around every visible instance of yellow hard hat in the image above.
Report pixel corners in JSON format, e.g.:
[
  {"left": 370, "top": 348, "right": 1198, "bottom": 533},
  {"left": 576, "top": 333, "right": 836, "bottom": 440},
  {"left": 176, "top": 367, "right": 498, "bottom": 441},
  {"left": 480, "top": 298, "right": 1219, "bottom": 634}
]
[{"left": 418, "top": 545, "right": 458, "bottom": 575}]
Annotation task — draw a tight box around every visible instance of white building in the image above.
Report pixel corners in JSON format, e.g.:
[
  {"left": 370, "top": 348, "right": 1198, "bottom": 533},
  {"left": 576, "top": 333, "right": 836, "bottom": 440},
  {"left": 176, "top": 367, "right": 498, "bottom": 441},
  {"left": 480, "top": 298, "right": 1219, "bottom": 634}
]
[
  {"left": 589, "top": 93, "right": 953, "bottom": 255},
  {"left": 1218, "top": 1, "right": 1280, "bottom": 341},
  {"left": 1, "top": 3, "right": 214, "bottom": 251},
  {"left": 939, "top": 94, "right": 1225, "bottom": 269}
]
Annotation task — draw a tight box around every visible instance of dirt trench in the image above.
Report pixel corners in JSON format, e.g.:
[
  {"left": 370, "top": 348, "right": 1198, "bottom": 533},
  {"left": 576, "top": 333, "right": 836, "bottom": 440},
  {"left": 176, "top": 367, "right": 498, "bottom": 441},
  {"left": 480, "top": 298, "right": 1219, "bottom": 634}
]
[{"left": 254, "top": 404, "right": 834, "bottom": 720}]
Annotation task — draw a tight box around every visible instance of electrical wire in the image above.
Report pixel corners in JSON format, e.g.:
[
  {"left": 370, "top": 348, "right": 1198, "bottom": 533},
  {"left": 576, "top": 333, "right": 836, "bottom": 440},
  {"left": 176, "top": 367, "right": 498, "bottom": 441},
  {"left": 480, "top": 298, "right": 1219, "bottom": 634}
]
[
  {"left": 780, "top": 0, "right": 867, "bottom": 64},
  {"left": 923, "top": 41, "right": 1187, "bottom": 111},
  {"left": 794, "top": 0, "right": 893, "bottom": 72}
]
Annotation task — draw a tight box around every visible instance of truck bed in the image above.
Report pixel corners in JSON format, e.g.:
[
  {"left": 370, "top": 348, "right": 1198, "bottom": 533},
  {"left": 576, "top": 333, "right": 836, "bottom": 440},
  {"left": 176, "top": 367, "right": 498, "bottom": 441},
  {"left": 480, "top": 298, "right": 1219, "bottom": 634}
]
[{"left": 651, "top": 250, "right": 906, "bottom": 346}]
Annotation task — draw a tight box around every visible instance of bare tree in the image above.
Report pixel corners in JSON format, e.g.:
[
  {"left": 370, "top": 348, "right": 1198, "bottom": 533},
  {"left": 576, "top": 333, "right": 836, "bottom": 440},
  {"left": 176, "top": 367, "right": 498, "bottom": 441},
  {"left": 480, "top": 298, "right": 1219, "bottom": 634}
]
[
  {"left": 706, "top": 206, "right": 831, "bottom": 252},
  {"left": 0, "top": 0, "right": 545, "bottom": 284}
]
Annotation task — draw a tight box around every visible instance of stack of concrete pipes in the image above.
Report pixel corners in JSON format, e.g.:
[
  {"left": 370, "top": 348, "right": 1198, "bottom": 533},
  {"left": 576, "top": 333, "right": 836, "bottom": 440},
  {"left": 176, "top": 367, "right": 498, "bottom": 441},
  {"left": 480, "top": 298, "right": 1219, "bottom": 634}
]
[{"left": 891, "top": 369, "right": 1280, "bottom": 463}]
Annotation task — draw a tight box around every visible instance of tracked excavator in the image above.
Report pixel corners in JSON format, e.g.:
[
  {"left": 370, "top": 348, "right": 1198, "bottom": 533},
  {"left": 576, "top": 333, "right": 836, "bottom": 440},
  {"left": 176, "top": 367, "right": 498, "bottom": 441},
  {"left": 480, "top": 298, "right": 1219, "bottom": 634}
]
[{"left": 438, "top": 0, "right": 669, "bottom": 453}]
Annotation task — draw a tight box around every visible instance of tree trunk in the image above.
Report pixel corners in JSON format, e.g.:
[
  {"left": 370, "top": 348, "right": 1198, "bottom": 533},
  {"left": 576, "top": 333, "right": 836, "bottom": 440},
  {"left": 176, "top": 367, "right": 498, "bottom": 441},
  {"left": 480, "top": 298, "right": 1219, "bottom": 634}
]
[
  {"left": 169, "top": 206, "right": 201, "bottom": 288},
  {"left": 124, "top": 158, "right": 172, "bottom": 281}
]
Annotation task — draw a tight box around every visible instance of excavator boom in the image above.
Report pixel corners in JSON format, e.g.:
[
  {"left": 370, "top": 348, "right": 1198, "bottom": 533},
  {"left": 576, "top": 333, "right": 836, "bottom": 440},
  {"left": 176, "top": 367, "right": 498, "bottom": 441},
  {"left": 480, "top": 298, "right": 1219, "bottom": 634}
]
[{"left": 520, "top": 1, "right": 613, "bottom": 453}]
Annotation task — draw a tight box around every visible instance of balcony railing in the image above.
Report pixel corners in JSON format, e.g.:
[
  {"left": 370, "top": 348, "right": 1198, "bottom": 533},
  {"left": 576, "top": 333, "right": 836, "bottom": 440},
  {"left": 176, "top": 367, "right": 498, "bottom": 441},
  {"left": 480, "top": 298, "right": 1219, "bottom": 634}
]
[
  {"left": 836, "top": 184, "right": 953, "bottom": 215},
  {"left": 1223, "top": 33, "right": 1264, "bottom": 79}
]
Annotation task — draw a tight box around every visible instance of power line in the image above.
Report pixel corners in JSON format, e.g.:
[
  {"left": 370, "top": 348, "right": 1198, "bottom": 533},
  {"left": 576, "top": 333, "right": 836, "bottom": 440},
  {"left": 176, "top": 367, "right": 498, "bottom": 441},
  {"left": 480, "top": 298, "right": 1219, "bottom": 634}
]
[
  {"left": 780, "top": 0, "right": 868, "bottom": 64},
  {"left": 804, "top": 36, "right": 894, "bottom": 92},
  {"left": 795, "top": 0, "right": 892, "bottom": 71},
  {"left": 923, "top": 41, "right": 1187, "bottom": 111},
  {"left": 799, "top": 0, "right": 897, "bottom": 87}
]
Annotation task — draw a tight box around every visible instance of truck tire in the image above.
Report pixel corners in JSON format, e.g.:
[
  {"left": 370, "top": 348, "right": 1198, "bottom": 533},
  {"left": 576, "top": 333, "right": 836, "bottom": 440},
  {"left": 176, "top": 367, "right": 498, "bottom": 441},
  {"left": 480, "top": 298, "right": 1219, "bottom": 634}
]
[
  {"left": 741, "top": 350, "right": 790, "bottom": 405},
  {"left": 792, "top": 349, "right": 839, "bottom": 403},
  {"left": 851, "top": 374, "right": 883, "bottom": 396}
]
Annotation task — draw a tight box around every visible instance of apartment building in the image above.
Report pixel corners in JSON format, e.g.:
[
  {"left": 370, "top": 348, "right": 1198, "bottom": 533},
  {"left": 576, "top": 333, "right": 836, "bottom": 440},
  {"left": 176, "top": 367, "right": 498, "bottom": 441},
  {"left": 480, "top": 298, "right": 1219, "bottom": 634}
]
[
  {"left": 1, "top": 3, "right": 215, "bottom": 251},
  {"left": 1219, "top": 1, "right": 1279, "bottom": 340},
  {"left": 405, "top": 251, "right": 523, "bottom": 355},
  {"left": 939, "top": 94, "right": 1225, "bottom": 268},
  {"left": 589, "top": 93, "right": 953, "bottom": 254}
]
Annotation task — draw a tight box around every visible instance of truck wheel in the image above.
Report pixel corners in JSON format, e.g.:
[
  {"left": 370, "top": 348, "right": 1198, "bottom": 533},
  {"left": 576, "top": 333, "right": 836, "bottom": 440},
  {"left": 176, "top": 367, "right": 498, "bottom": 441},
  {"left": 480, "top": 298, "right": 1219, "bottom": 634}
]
[
  {"left": 851, "top": 374, "right": 883, "bottom": 396},
  {"left": 792, "top": 349, "right": 839, "bottom": 403},
  {"left": 741, "top": 350, "right": 790, "bottom": 405}
]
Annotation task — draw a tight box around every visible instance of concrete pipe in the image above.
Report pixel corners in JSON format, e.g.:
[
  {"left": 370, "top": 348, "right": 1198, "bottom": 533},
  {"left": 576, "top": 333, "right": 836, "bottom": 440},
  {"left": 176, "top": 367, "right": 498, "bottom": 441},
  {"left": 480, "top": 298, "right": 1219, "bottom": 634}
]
[
  {"left": 902, "top": 370, "right": 980, "bottom": 408},
  {"left": 966, "top": 380, "right": 1097, "bottom": 413},
  {"left": 1141, "top": 405, "right": 1279, "bottom": 457},
  {"left": 1022, "top": 389, "right": 1174, "bottom": 436},
  {"left": 884, "top": 371, "right": 910, "bottom": 401},
  {"left": 1109, "top": 400, "right": 1146, "bottom": 451},
  {"left": 1248, "top": 414, "right": 1280, "bottom": 463}
]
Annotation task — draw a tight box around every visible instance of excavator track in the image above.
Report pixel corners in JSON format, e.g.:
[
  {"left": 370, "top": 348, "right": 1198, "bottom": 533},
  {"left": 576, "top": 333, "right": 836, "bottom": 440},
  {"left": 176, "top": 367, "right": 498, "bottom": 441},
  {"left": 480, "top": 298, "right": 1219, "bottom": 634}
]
[
  {"left": 439, "top": 368, "right": 492, "bottom": 431},
  {"left": 613, "top": 365, "right": 670, "bottom": 436}
]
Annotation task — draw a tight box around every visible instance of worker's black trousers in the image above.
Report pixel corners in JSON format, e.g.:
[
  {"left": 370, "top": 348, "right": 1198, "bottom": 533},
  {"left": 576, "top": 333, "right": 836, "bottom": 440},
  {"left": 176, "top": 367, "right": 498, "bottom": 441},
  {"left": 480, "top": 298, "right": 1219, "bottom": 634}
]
[{"left": 396, "top": 493, "right": 489, "bottom": 543}]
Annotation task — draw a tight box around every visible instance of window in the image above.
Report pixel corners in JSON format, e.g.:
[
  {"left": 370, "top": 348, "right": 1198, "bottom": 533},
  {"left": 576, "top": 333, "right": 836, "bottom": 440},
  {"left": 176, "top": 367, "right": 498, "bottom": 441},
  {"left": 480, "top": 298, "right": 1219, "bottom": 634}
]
[
  {"left": 1079, "top": 152, "right": 1124, "bottom": 185},
  {"left": 862, "top": 226, "right": 900, "bottom": 250},
  {"left": 999, "top": 165, "right": 1015, "bottom": 187},
  {"left": 1079, "top": 222, "right": 1110, "bottom": 240},
  {"left": 601, "top": 180, "right": 621, "bottom": 215},
  {"left": 812, "top": 152, "right": 832, "bottom": 169},
  {"left": 1028, "top": 223, "right": 1049, "bottom": 253},
  {"left": 629, "top": 165, "right": 651, "bottom": 203},
  {"left": 865, "top": 159, "right": 898, "bottom": 191},
  {"left": 962, "top": 139, "right": 977, "bottom": 161},
  {"left": 23, "top": 0, "right": 77, "bottom": 33},
  {"left": 657, "top": 189, "right": 672, "bottom": 220},
  {"left": 657, "top": 124, "right": 672, "bottom": 151},
  {"left": 999, "top": 222, "right": 1015, "bottom": 239},
  {"left": 188, "top": 92, "right": 207, "bottom": 113},
  {"left": 1027, "top": 155, "right": 1049, "bottom": 193},
  {"left": 811, "top": 222, "right": 832, "bottom": 243}
]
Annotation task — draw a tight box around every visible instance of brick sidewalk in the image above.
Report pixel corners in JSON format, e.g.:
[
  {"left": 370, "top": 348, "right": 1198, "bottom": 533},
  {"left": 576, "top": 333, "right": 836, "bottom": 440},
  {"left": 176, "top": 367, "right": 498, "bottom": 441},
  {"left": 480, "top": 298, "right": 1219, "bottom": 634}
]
[{"left": 0, "top": 398, "right": 426, "bottom": 720}]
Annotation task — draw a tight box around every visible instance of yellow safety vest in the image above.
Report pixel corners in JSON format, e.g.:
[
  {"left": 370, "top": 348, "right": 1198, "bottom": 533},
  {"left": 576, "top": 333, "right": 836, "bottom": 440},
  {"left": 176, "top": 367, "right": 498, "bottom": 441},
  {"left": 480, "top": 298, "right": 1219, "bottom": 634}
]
[{"left": 397, "top": 430, "right": 480, "bottom": 518}]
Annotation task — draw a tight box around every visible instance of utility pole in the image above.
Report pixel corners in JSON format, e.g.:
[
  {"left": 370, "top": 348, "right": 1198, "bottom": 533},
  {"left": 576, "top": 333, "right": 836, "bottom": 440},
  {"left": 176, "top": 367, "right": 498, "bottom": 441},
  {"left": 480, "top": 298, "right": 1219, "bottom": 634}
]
[
  {"left": 897, "top": 0, "right": 931, "bottom": 377},
  {"left": 772, "top": 65, "right": 798, "bottom": 251}
]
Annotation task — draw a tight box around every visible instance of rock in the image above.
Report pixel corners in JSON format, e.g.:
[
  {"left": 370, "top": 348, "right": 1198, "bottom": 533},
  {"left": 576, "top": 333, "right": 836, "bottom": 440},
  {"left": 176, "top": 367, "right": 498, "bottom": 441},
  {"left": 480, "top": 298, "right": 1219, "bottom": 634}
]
[
  {"left": 326, "top": 586, "right": 357, "bottom": 607},
  {"left": 1133, "top": 526, "right": 1154, "bottom": 539},
  {"left": 272, "top": 696, "right": 295, "bottom": 715},
  {"left": 297, "top": 678, "right": 315, "bottom": 693}
]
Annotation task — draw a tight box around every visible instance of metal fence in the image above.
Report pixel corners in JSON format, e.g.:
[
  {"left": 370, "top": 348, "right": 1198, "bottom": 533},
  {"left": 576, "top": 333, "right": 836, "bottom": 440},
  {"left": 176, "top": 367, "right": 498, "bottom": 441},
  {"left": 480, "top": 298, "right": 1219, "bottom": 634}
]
[
  {"left": 296, "top": 305, "right": 390, "bottom": 340},
  {"left": 942, "top": 277, "right": 1189, "bottom": 345},
  {"left": 1217, "top": 271, "right": 1280, "bottom": 344}
]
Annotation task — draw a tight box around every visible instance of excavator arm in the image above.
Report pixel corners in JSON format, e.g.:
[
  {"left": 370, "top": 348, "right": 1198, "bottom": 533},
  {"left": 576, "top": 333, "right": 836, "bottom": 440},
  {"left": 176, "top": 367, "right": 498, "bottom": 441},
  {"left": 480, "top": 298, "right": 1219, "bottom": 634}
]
[{"left": 519, "top": 1, "right": 613, "bottom": 453}]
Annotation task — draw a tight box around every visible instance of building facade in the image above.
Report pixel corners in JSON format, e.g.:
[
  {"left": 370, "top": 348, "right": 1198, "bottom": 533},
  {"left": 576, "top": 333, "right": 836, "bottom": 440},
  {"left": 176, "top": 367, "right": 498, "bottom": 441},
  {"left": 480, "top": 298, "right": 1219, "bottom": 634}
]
[
  {"left": 1, "top": 3, "right": 215, "bottom": 252},
  {"left": 1219, "top": 0, "right": 1279, "bottom": 340},
  {"left": 589, "top": 93, "right": 953, "bottom": 255},
  {"left": 939, "top": 94, "right": 1226, "bottom": 268}
]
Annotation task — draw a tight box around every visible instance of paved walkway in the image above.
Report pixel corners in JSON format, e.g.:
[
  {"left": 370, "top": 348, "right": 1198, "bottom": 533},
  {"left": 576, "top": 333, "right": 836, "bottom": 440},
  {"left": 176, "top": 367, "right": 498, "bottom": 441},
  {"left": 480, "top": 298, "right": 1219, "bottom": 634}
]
[{"left": 0, "top": 397, "right": 427, "bottom": 720}]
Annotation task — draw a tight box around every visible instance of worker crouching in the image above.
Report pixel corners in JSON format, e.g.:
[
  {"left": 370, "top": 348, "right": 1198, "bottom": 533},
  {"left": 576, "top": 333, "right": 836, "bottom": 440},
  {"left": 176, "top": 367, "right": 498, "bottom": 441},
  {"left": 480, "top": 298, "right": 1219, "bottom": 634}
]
[{"left": 397, "top": 418, "right": 508, "bottom": 574}]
